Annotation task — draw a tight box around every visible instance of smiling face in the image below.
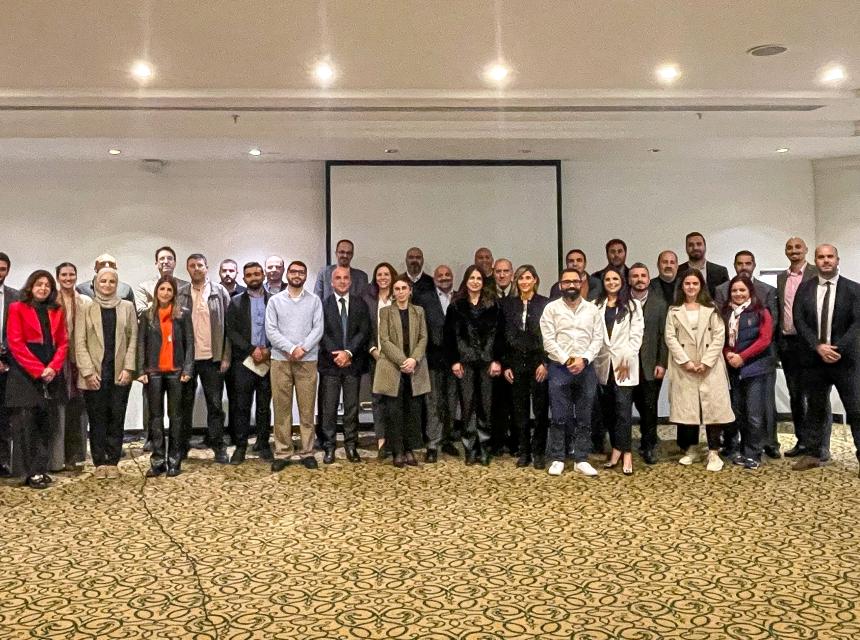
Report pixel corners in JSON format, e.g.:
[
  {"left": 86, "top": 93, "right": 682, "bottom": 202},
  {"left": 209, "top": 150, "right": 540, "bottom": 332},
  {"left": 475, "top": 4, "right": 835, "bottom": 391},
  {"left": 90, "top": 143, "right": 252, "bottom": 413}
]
[
  {"left": 57, "top": 266, "right": 78, "bottom": 292},
  {"left": 730, "top": 280, "right": 751, "bottom": 306},
  {"left": 96, "top": 271, "right": 118, "bottom": 297},
  {"left": 375, "top": 265, "right": 393, "bottom": 291},
  {"left": 628, "top": 266, "right": 650, "bottom": 292},
  {"left": 156, "top": 249, "right": 176, "bottom": 277},
  {"left": 603, "top": 270, "right": 622, "bottom": 295},
  {"left": 784, "top": 237, "right": 808, "bottom": 264},
  {"left": 332, "top": 266, "right": 351, "bottom": 296},
  {"left": 31, "top": 276, "right": 52, "bottom": 302},
  {"left": 156, "top": 281, "right": 175, "bottom": 307},
  {"left": 517, "top": 270, "right": 536, "bottom": 295},
  {"left": 433, "top": 266, "right": 453, "bottom": 293},
  {"left": 474, "top": 248, "right": 494, "bottom": 276},
  {"left": 286, "top": 263, "right": 307, "bottom": 289},
  {"left": 466, "top": 270, "right": 484, "bottom": 294},
  {"left": 682, "top": 274, "right": 701, "bottom": 302}
]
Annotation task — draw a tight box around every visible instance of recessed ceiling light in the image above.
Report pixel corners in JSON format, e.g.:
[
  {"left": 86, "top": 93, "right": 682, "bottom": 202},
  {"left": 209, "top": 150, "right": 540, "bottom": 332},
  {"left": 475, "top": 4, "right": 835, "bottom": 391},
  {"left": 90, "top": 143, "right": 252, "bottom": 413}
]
[
  {"left": 108, "top": 148, "right": 121, "bottom": 155},
  {"left": 313, "top": 61, "right": 336, "bottom": 85},
  {"left": 483, "top": 62, "right": 511, "bottom": 86},
  {"left": 819, "top": 64, "right": 847, "bottom": 84},
  {"left": 648, "top": 148, "right": 661, "bottom": 153},
  {"left": 746, "top": 44, "right": 788, "bottom": 57},
  {"left": 655, "top": 64, "right": 681, "bottom": 84},
  {"left": 384, "top": 148, "right": 399, "bottom": 154},
  {"left": 248, "top": 148, "right": 262, "bottom": 156},
  {"left": 131, "top": 60, "right": 154, "bottom": 81},
  {"left": 775, "top": 147, "right": 790, "bottom": 153}
]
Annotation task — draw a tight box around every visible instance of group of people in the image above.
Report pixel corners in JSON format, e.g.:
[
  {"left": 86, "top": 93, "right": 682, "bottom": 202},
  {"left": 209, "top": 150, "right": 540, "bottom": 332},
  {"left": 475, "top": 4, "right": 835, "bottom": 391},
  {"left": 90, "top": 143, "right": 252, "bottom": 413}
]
[{"left": 0, "top": 231, "right": 857, "bottom": 489}]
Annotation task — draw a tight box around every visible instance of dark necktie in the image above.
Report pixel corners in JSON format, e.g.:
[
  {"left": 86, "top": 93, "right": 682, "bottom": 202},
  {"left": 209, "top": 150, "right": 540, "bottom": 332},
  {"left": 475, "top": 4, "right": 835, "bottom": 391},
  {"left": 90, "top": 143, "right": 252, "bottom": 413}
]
[
  {"left": 819, "top": 281, "right": 831, "bottom": 344},
  {"left": 339, "top": 297, "right": 348, "bottom": 346}
]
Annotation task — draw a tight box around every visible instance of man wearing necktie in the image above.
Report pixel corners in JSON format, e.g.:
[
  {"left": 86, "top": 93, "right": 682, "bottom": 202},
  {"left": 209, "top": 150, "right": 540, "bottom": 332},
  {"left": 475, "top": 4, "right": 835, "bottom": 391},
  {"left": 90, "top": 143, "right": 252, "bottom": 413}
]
[
  {"left": 318, "top": 266, "right": 371, "bottom": 464},
  {"left": 792, "top": 244, "right": 860, "bottom": 475}
]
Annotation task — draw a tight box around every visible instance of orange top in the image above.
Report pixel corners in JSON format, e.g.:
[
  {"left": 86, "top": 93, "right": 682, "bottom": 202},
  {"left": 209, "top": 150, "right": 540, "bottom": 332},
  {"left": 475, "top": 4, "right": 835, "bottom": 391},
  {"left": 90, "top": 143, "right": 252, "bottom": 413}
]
[{"left": 158, "top": 305, "right": 175, "bottom": 372}]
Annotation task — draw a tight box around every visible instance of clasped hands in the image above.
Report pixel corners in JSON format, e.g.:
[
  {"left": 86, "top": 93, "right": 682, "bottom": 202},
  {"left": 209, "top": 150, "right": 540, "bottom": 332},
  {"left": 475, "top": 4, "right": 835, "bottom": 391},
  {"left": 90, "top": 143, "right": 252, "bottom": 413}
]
[
  {"left": 451, "top": 361, "right": 502, "bottom": 379},
  {"left": 682, "top": 361, "right": 711, "bottom": 374},
  {"left": 816, "top": 343, "right": 841, "bottom": 364}
]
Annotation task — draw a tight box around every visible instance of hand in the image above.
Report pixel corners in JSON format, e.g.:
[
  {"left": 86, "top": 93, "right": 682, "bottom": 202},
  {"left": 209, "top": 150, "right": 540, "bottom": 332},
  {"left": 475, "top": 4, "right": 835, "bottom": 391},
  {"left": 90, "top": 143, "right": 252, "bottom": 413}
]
[
  {"left": 118, "top": 370, "right": 133, "bottom": 386},
  {"left": 504, "top": 368, "right": 514, "bottom": 383},
  {"left": 535, "top": 364, "right": 547, "bottom": 383},
  {"left": 452, "top": 363, "right": 464, "bottom": 379},
  {"left": 567, "top": 357, "right": 585, "bottom": 375},
  {"left": 41, "top": 367, "right": 57, "bottom": 383},
  {"left": 137, "top": 374, "right": 149, "bottom": 385},
  {"left": 251, "top": 347, "right": 265, "bottom": 363},
  {"left": 291, "top": 346, "right": 307, "bottom": 361},
  {"left": 333, "top": 350, "right": 351, "bottom": 368},
  {"left": 682, "top": 361, "right": 698, "bottom": 373},
  {"left": 695, "top": 363, "right": 710, "bottom": 374},
  {"left": 816, "top": 344, "right": 841, "bottom": 363},
  {"left": 726, "top": 353, "right": 743, "bottom": 369},
  {"left": 84, "top": 373, "right": 100, "bottom": 390},
  {"left": 370, "top": 348, "right": 380, "bottom": 361},
  {"left": 219, "top": 360, "right": 230, "bottom": 374},
  {"left": 488, "top": 361, "right": 502, "bottom": 377},
  {"left": 260, "top": 348, "right": 271, "bottom": 362},
  {"left": 616, "top": 363, "right": 630, "bottom": 382},
  {"left": 400, "top": 357, "right": 417, "bottom": 374},
  {"left": 653, "top": 365, "right": 665, "bottom": 380},
  {"left": 0, "top": 362, "right": 8, "bottom": 374},
  {"left": 180, "top": 373, "right": 191, "bottom": 383}
]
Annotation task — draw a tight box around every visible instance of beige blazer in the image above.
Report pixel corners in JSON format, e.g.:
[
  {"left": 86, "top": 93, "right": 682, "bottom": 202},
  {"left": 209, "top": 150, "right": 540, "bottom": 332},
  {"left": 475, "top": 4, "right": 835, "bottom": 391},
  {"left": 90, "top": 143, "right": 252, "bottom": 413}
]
[
  {"left": 74, "top": 300, "right": 138, "bottom": 388},
  {"left": 664, "top": 305, "right": 735, "bottom": 425},
  {"left": 372, "top": 303, "right": 431, "bottom": 398}
]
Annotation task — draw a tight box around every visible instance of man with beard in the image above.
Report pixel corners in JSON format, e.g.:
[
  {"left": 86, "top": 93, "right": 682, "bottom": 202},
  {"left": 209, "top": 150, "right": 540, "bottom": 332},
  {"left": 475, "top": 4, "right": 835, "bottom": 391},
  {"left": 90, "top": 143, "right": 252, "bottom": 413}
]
[
  {"left": 264, "top": 255, "right": 287, "bottom": 295},
  {"left": 550, "top": 249, "right": 600, "bottom": 301},
  {"left": 219, "top": 258, "right": 246, "bottom": 445},
  {"left": 265, "top": 261, "right": 323, "bottom": 469},
  {"left": 592, "top": 239, "right": 630, "bottom": 296},
  {"left": 652, "top": 250, "right": 679, "bottom": 304},
  {"left": 677, "top": 232, "right": 729, "bottom": 298},
  {"left": 219, "top": 259, "right": 246, "bottom": 297},
  {"left": 403, "top": 247, "right": 434, "bottom": 296},
  {"left": 314, "top": 239, "right": 369, "bottom": 300},
  {"left": 225, "top": 262, "right": 274, "bottom": 464},
  {"left": 628, "top": 263, "right": 668, "bottom": 464}
]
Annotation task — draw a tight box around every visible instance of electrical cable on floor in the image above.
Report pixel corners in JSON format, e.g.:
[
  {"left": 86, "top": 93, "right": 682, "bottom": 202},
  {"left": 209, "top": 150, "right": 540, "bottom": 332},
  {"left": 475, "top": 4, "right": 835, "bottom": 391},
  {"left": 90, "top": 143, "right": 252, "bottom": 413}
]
[{"left": 128, "top": 444, "right": 221, "bottom": 640}]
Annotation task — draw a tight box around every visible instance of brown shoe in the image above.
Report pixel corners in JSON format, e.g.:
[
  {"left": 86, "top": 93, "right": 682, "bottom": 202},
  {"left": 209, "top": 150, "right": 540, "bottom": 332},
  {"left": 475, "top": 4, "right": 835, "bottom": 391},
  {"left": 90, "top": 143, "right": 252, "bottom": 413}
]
[{"left": 792, "top": 455, "right": 826, "bottom": 471}]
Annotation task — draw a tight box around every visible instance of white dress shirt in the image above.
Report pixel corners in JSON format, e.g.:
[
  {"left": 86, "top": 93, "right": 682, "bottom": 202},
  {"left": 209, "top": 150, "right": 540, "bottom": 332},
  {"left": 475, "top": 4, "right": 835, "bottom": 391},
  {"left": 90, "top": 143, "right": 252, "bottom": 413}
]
[
  {"left": 816, "top": 274, "right": 839, "bottom": 344},
  {"left": 539, "top": 297, "right": 604, "bottom": 364},
  {"left": 436, "top": 288, "right": 452, "bottom": 315}
]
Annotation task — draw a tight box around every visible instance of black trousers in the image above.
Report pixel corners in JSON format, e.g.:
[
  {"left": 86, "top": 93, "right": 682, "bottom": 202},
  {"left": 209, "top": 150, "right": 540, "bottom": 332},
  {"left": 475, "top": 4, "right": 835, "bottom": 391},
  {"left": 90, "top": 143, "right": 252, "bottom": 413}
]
[
  {"left": 84, "top": 381, "right": 131, "bottom": 466},
  {"left": 10, "top": 405, "right": 55, "bottom": 478},
  {"left": 510, "top": 367, "right": 549, "bottom": 458},
  {"left": 599, "top": 372, "right": 634, "bottom": 453},
  {"left": 181, "top": 359, "right": 225, "bottom": 452},
  {"left": 381, "top": 376, "right": 423, "bottom": 457},
  {"left": 458, "top": 363, "right": 493, "bottom": 452},
  {"left": 0, "top": 372, "right": 11, "bottom": 470},
  {"left": 804, "top": 360, "right": 860, "bottom": 458},
  {"left": 425, "top": 367, "right": 457, "bottom": 450},
  {"left": 491, "top": 377, "right": 516, "bottom": 453},
  {"left": 224, "top": 363, "right": 238, "bottom": 442},
  {"left": 677, "top": 424, "right": 722, "bottom": 451},
  {"left": 319, "top": 371, "right": 361, "bottom": 449},
  {"left": 146, "top": 373, "right": 183, "bottom": 469},
  {"left": 632, "top": 372, "right": 662, "bottom": 453},
  {"left": 779, "top": 336, "right": 832, "bottom": 453},
  {"left": 231, "top": 361, "right": 272, "bottom": 448}
]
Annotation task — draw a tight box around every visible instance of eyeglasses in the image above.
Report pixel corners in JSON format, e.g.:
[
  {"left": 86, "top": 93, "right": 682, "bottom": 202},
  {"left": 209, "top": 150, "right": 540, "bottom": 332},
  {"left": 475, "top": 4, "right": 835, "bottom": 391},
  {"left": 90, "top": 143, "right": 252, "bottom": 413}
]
[{"left": 560, "top": 280, "right": 582, "bottom": 286}]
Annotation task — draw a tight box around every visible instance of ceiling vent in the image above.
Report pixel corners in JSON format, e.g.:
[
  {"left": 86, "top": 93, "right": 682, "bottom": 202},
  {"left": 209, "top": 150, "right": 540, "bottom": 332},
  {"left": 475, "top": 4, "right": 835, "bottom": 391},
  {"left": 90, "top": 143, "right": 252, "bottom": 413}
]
[{"left": 747, "top": 44, "right": 788, "bottom": 57}]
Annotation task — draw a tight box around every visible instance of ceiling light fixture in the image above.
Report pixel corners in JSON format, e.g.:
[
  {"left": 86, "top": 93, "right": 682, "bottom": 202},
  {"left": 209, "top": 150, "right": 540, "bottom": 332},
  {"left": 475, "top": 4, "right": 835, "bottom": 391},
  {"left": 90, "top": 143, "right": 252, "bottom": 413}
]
[
  {"left": 775, "top": 147, "right": 790, "bottom": 153},
  {"left": 384, "top": 148, "right": 399, "bottom": 154},
  {"left": 483, "top": 62, "right": 511, "bottom": 86},
  {"left": 819, "top": 64, "right": 847, "bottom": 84},
  {"left": 248, "top": 148, "right": 262, "bottom": 156},
  {"left": 655, "top": 64, "right": 681, "bottom": 84},
  {"left": 108, "top": 148, "right": 122, "bottom": 155},
  {"left": 313, "top": 60, "right": 336, "bottom": 85},
  {"left": 130, "top": 60, "right": 154, "bottom": 81},
  {"left": 648, "top": 148, "right": 661, "bottom": 153},
  {"left": 746, "top": 44, "right": 788, "bottom": 57}
]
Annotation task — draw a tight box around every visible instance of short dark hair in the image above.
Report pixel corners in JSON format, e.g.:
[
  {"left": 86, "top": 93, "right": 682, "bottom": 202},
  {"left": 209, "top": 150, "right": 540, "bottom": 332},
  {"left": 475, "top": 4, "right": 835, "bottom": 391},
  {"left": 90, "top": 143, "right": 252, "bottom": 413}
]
[
  {"left": 721, "top": 274, "right": 762, "bottom": 316},
  {"left": 186, "top": 253, "right": 207, "bottom": 265},
  {"left": 155, "top": 246, "right": 176, "bottom": 261},
  {"left": 628, "top": 262, "right": 648, "bottom": 273},
  {"left": 335, "top": 239, "right": 354, "bottom": 250},
  {"left": 605, "top": 239, "right": 627, "bottom": 253},
  {"left": 393, "top": 274, "right": 413, "bottom": 289},
  {"left": 287, "top": 260, "right": 307, "bottom": 273},
  {"left": 565, "top": 248, "right": 587, "bottom": 263},
  {"left": 20, "top": 270, "right": 59, "bottom": 308},
  {"left": 0, "top": 252, "right": 10, "bottom": 268},
  {"left": 220, "top": 258, "right": 238, "bottom": 268},
  {"left": 55, "top": 262, "right": 77, "bottom": 277},
  {"left": 560, "top": 267, "right": 583, "bottom": 281},
  {"left": 685, "top": 231, "right": 706, "bottom": 244},
  {"left": 734, "top": 250, "right": 755, "bottom": 264},
  {"left": 243, "top": 261, "right": 264, "bottom": 273}
]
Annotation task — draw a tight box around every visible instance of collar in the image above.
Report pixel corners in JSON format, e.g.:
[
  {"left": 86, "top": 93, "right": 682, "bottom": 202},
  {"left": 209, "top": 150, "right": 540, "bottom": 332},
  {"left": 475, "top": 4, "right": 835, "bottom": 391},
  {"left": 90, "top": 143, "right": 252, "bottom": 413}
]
[
  {"left": 731, "top": 299, "right": 752, "bottom": 317},
  {"left": 787, "top": 263, "right": 806, "bottom": 275},
  {"left": 408, "top": 271, "right": 423, "bottom": 283},
  {"left": 336, "top": 292, "right": 350, "bottom": 302},
  {"left": 818, "top": 273, "right": 839, "bottom": 285},
  {"left": 436, "top": 288, "right": 451, "bottom": 297},
  {"left": 192, "top": 278, "right": 210, "bottom": 292}
]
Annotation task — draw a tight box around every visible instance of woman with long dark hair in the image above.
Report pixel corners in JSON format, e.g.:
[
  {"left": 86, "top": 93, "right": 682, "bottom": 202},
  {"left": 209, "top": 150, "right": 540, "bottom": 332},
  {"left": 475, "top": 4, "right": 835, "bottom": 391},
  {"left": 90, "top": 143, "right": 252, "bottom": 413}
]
[
  {"left": 363, "top": 261, "right": 397, "bottom": 457},
  {"left": 721, "top": 274, "right": 775, "bottom": 469},
  {"left": 137, "top": 276, "right": 194, "bottom": 477},
  {"left": 499, "top": 265, "right": 550, "bottom": 469},
  {"left": 4, "top": 270, "right": 69, "bottom": 489},
  {"left": 444, "top": 265, "right": 502, "bottom": 465},
  {"left": 75, "top": 267, "right": 138, "bottom": 479},
  {"left": 595, "top": 267, "right": 644, "bottom": 476},
  {"left": 665, "top": 269, "right": 734, "bottom": 472}
]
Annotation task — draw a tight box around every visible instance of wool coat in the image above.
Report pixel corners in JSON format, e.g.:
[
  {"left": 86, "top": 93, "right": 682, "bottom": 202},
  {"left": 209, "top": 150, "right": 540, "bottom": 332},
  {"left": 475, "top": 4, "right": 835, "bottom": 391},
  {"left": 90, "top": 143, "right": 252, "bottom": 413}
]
[
  {"left": 372, "top": 303, "right": 431, "bottom": 398},
  {"left": 664, "top": 304, "right": 735, "bottom": 425},
  {"left": 74, "top": 300, "right": 138, "bottom": 388}
]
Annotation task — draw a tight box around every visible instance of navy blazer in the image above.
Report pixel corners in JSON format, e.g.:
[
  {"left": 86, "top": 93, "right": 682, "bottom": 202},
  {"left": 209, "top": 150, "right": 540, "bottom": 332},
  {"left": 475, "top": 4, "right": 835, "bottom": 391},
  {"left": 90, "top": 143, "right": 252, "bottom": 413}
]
[
  {"left": 792, "top": 275, "right": 860, "bottom": 365},
  {"left": 319, "top": 293, "right": 371, "bottom": 376}
]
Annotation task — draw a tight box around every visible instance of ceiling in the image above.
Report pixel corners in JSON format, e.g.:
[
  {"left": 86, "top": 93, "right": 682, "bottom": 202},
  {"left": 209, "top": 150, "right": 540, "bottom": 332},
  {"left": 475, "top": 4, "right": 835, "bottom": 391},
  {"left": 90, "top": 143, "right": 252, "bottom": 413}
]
[{"left": 1, "top": 0, "right": 858, "bottom": 162}]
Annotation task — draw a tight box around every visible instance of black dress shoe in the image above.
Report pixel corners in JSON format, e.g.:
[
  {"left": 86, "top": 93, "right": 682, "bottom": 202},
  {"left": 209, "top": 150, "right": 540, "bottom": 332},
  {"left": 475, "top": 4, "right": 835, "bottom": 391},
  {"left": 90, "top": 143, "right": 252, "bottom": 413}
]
[
  {"left": 257, "top": 446, "right": 274, "bottom": 461},
  {"left": 301, "top": 456, "right": 319, "bottom": 470},
  {"left": 230, "top": 447, "right": 246, "bottom": 465},
  {"left": 323, "top": 449, "right": 335, "bottom": 464},
  {"left": 533, "top": 456, "right": 545, "bottom": 470},
  {"left": 146, "top": 466, "right": 166, "bottom": 477},
  {"left": 441, "top": 443, "right": 460, "bottom": 457},
  {"left": 25, "top": 475, "right": 50, "bottom": 489},
  {"left": 641, "top": 449, "right": 658, "bottom": 465},
  {"left": 465, "top": 450, "right": 478, "bottom": 466},
  {"left": 214, "top": 448, "right": 230, "bottom": 464},
  {"left": 393, "top": 455, "right": 406, "bottom": 468},
  {"left": 819, "top": 449, "right": 832, "bottom": 463},
  {"left": 480, "top": 451, "right": 491, "bottom": 467},
  {"left": 271, "top": 459, "right": 291, "bottom": 472},
  {"left": 784, "top": 444, "right": 808, "bottom": 458},
  {"left": 345, "top": 447, "right": 362, "bottom": 463},
  {"left": 763, "top": 445, "right": 781, "bottom": 459},
  {"left": 404, "top": 451, "right": 418, "bottom": 467},
  {"left": 0, "top": 464, "right": 12, "bottom": 478},
  {"left": 378, "top": 447, "right": 390, "bottom": 461},
  {"left": 424, "top": 449, "right": 438, "bottom": 463},
  {"left": 142, "top": 440, "right": 153, "bottom": 452},
  {"left": 166, "top": 466, "right": 181, "bottom": 477},
  {"left": 516, "top": 454, "right": 531, "bottom": 468}
]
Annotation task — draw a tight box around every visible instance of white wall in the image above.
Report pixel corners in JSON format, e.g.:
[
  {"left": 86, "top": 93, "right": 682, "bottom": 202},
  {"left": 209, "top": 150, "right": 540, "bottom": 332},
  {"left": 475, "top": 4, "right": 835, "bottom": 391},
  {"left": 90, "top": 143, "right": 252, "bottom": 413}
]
[{"left": 814, "top": 156, "right": 860, "bottom": 277}]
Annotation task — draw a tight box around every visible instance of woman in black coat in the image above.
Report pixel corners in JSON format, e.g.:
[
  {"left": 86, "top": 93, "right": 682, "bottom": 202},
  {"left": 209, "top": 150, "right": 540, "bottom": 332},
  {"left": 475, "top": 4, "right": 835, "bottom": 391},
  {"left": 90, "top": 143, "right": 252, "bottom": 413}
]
[
  {"left": 443, "top": 265, "right": 502, "bottom": 466},
  {"left": 499, "top": 265, "right": 550, "bottom": 469}
]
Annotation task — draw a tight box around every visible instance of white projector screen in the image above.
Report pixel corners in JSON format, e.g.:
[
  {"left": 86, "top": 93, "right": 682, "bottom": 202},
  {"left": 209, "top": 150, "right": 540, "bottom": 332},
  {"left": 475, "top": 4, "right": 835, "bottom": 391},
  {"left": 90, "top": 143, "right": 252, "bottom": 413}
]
[{"left": 327, "top": 162, "right": 561, "bottom": 292}]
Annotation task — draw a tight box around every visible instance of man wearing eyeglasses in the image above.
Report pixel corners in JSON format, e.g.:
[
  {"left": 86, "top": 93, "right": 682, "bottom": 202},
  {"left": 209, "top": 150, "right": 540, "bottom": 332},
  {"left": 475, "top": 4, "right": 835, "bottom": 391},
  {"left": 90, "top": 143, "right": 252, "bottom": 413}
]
[{"left": 539, "top": 268, "right": 604, "bottom": 477}]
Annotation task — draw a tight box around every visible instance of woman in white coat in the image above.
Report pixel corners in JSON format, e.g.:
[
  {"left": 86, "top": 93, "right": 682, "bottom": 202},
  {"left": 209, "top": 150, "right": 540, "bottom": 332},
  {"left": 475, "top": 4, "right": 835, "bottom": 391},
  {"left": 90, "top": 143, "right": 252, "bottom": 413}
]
[
  {"left": 664, "top": 269, "right": 734, "bottom": 472},
  {"left": 595, "top": 267, "right": 644, "bottom": 475}
]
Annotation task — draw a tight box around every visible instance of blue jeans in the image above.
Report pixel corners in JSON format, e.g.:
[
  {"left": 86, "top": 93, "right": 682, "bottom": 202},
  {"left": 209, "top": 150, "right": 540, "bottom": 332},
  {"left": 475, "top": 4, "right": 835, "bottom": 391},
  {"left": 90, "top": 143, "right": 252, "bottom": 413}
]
[
  {"left": 726, "top": 372, "right": 768, "bottom": 460},
  {"left": 547, "top": 363, "right": 597, "bottom": 463}
]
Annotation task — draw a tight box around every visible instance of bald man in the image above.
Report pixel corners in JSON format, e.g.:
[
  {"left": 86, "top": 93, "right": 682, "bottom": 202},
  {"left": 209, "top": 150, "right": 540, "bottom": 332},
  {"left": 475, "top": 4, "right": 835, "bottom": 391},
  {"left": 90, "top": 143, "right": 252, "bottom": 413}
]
[{"left": 403, "top": 247, "right": 434, "bottom": 295}]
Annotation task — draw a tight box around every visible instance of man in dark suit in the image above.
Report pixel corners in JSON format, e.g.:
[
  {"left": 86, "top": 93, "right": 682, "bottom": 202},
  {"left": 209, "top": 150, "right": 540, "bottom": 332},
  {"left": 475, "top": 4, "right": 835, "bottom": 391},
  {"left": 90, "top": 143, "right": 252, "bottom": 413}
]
[
  {"left": 549, "top": 249, "right": 600, "bottom": 301},
  {"left": 776, "top": 237, "right": 827, "bottom": 458},
  {"left": 628, "top": 263, "right": 668, "bottom": 464},
  {"left": 792, "top": 244, "right": 860, "bottom": 474},
  {"left": 0, "top": 252, "right": 19, "bottom": 477},
  {"left": 413, "top": 264, "right": 459, "bottom": 462},
  {"left": 491, "top": 258, "right": 516, "bottom": 454},
  {"left": 677, "top": 232, "right": 729, "bottom": 299},
  {"left": 225, "top": 262, "right": 274, "bottom": 465},
  {"left": 714, "top": 250, "right": 781, "bottom": 459},
  {"left": 403, "top": 247, "right": 435, "bottom": 296},
  {"left": 592, "top": 239, "right": 629, "bottom": 297},
  {"left": 319, "top": 266, "right": 371, "bottom": 463}
]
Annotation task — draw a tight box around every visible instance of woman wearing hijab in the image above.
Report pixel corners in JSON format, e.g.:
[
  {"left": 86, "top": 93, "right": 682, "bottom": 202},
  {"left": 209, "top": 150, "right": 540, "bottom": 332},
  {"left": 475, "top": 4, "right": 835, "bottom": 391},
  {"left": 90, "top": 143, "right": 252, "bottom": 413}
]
[
  {"left": 75, "top": 267, "right": 137, "bottom": 479},
  {"left": 4, "top": 270, "right": 69, "bottom": 489}
]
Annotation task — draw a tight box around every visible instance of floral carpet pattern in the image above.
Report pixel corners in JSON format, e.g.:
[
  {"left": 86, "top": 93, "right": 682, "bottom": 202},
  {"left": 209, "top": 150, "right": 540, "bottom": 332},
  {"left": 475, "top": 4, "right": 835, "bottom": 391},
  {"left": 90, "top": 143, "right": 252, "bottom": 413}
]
[{"left": 1, "top": 424, "right": 859, "bottom": 639}]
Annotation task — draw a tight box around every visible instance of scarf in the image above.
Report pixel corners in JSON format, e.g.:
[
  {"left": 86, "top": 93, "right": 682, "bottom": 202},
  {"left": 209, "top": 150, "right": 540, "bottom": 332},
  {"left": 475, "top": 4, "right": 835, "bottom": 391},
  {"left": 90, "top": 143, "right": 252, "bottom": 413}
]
[
  {"left": 93, "top": 267, "right": 122, "bottom": 309},
  {"left": 728, "top": 299, "right": 751, "bottom": 348}
]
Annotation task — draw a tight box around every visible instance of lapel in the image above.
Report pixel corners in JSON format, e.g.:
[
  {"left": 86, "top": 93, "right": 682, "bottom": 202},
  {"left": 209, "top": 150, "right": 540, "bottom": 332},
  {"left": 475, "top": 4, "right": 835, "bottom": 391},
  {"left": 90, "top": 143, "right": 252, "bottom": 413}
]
[
  {"left": 88, "top": 303, "right": 105, "bottom": 349},
  {"left": 673, "top": 305, "right": 697, "bottom": 342},
  {"left": 832, "top": 278, "right": 846, "bottom": 327},
  {"left": 777, "top": 271, "right": 787, "bottom": 297},
  {"left": 695, "top": 307, "right": 711, "bottom": 346},
  {"left": 802, "top": 263, "right": 817, "bottom": 282},
  {"left": 408, "top": 304, "right": 421, "bottom": 351},
  {"left": 386, "top": 305, "right": 402, "bottom": 347}
]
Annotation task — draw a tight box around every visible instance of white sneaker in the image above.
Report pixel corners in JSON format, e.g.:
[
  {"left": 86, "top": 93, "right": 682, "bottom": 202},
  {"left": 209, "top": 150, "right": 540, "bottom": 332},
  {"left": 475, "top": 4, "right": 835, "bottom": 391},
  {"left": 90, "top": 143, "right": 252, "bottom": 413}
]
[
  {"left": 574, "top": 461, "right": 599, "bottom": 477},
  {"left": 679, "top": 449, "right": 697, "bottom": 466},
  {"left": 548, "top": 461, "right": 565, "bottom": 476},
  {"left": 706, "top": 451, "right": 724, "bottom": 472}
]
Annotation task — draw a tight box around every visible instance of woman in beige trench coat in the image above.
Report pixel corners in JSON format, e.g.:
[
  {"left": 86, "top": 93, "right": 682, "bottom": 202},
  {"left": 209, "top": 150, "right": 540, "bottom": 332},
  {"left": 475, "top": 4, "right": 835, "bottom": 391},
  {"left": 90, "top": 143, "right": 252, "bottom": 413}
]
[{"left": 665, "top": 269, "right": 734, "bottom": 472}]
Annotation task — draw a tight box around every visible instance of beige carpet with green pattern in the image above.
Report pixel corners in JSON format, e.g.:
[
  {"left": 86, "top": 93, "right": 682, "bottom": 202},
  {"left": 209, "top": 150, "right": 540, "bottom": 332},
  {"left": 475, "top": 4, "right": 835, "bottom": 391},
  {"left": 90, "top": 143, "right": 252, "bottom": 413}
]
[{"left": 1, "top": 424, "right": 859, "bottom": 639}]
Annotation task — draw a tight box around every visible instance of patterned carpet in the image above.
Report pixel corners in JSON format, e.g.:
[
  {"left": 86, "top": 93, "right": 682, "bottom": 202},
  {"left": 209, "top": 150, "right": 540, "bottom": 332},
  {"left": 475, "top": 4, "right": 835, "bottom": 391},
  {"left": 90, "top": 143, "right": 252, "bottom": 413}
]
[{"left": 1, "top": 424, "right": 859, "bottom": 639}]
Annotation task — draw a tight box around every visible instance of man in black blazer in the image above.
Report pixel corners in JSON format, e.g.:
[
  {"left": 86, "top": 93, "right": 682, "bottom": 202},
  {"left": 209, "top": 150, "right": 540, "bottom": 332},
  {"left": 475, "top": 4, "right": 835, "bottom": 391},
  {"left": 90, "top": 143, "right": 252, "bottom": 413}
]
[
  {"left": 225, "top": 262, "right": 274, "bottom": 465},
  {"left": 549, "top": 249, "right": 600, "bottom": 301},
  {"left": 413, "top": 264, "right": 459, "bottom": 462},
  {"left": 403, "top": 247, "right": 435, "bottom": 296},
  {"left": 319, "top": 266, "right": 371, "bottom": 463},
  {"left": 677, "top": 232, "right": 729, "bottom": 299},
  {"left": 0, "top": 252, "right": 19, "bottom": 477},
  {"left": 792, "top": 244, "right": 860, "bottom": 473},
  {"left": 490, "top": 258, "right": 516, "bottom": 454},
  {"left": 776, "top": 237, "right": 827, "bottom": 458},
  {"left": 591, "top": 238, "right": 630, "bottom": 298},
  {"left": 628, "top": 263, "right": 668, "bottom": 464}
]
